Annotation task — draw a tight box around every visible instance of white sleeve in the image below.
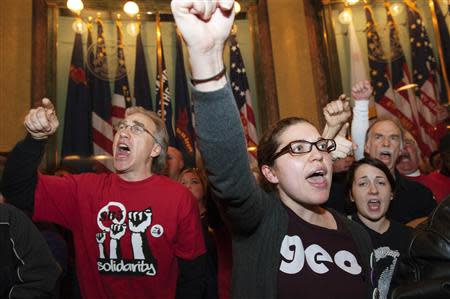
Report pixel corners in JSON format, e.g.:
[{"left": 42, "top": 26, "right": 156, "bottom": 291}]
[{"left": 351, "top": 100, "right": 369, "bottom": 161}]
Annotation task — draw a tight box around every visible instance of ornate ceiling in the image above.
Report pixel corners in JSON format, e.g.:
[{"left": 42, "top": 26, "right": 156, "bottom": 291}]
[{"left": 49, "top": 0, "right": 257, "bottom": 13}]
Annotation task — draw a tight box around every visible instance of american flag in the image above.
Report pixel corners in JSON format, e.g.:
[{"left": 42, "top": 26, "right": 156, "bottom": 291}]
[
  {"left": 174, "top": 32, "right": 196, "bottom": 167},
  {"left": 112, "top": 20, "right": 131, "bottom": 127},
  {"left": 365, "top": 5, "right": 419, "bottom": 148},
  {"left": 407, "top": 3, "right": 447, "bottom": 156},
  {"left": 155, "top": 24, "right": 176, "bottom": 146},
  {"left": 89, "top": 19, "right": 114, "bottom": 171},
  {"left": 230, "top": 33, "right": 258, "bottom": 166}
]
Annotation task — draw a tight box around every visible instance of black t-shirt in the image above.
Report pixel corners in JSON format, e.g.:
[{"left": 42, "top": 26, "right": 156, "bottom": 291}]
[
  {"left": 387, "top": 172, "right": 436, "bottom": 223},
  {"left": 277, "top": 206, "right": 365, "bottom": 299},
  {"left": 352, "top": 215, "right": 413, "bottom": 299}
]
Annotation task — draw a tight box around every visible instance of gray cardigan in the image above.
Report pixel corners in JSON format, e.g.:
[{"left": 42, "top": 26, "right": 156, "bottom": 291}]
[{"left": 193, "top": 83, "right": 374, "bottom": 299}]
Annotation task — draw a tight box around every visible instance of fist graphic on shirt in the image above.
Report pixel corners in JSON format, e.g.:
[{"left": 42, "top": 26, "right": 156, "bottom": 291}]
[
  {"left": 128, "top": 209, "right": 152, "bottom": 233},
  {"left": 96, "top": 231, "right": 106, "bottom": 244},
  {"left": 110, "top": 223, "right": 127, "bottom": 240}
]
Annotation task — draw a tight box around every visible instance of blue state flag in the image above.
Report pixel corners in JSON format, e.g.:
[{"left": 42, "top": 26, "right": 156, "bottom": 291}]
[
  {"left": 134, "top": 23, "right": 152, "bottom": 110},
  {"left": 62, "top": 31, "right": 92, "bottom": 157}
]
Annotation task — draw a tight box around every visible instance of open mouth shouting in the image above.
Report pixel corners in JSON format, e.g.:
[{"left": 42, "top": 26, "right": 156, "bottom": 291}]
[
  {"left": 367, "top": 198, "right": 381, "bottom": 212},
  {"left": 378, "top": 149, "right": 392, "bottom": 164},
  {"left": 116, "top": 141, "right": 131, "bottom": 160},
  {"left": 305, "top": 166, "right": 328, "bottom": 188}
]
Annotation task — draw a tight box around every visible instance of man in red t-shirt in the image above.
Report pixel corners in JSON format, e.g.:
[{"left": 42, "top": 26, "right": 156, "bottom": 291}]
[
  {"left": 1, "top": 104, "right": 206, "bottom": 298},
  {"left": 397, "top": 131, "right": 450, "bottom": 204}
]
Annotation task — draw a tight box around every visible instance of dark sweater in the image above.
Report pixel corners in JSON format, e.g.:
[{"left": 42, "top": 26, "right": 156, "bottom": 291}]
[
  {"left": 193, "top": 84, "right": 374, "bottom": 299},
  {"left": 0, "top": 203, "right": 61, "bottom": 298}
]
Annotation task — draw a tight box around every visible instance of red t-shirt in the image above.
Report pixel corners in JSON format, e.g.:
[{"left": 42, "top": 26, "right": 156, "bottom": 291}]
[
  {"left": 408, "top": 171, "right": 450, "bottom": 204},
  {"left": 33, "top": 173, "right": 206, "bottom": 299}
]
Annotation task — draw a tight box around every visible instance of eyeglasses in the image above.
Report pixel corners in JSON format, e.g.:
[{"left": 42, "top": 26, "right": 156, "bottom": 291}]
[
  {"left": 271, "top": 139, "right": 336, "bottom": 162},
  {"left": 115, "top": 120, "right": 158, "bottom": 143}
]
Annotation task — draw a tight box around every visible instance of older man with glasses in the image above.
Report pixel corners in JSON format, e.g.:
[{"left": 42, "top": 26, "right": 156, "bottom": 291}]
[{"left": 1, "top": 102, "right": 206, "bottom": 298}]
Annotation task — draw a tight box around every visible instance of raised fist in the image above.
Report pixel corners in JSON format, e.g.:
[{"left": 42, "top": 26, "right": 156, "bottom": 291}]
[
  {"left": 351, "top": 80, "right": 373, "bottom": 101},
  {"left": 110, "top": 223, "right": 127, "bottom": 240},
  {"left": 128, "top": 209, "right": 152, "bottom": 233},
  {"left": 96, "top": 232, "right": 106, "bottom": 244},
  {"left": 323, "top": 94, "right": 351, "bottom": 129},
  {"left": 24, "top": 98, "right": 59, "bottom": 139}
]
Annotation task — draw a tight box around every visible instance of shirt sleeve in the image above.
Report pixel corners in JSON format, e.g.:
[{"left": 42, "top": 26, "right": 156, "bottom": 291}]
[
  {"left": 173, "top": 190, "right": 206, "bottom": 260},
  {"left": 33, "top": 174, "right": 79, "bottom": 230},
  {"left": 351, "top": 100, "right": 370, "bottom": 161}
]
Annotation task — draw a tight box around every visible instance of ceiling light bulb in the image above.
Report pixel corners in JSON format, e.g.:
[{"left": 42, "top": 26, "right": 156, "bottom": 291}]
[
  {"left": 67, "top": 0, "right": 84, "bottom": 14},
  {"left": 123, "top": 1, "right": 139, "bottom": 17},
  {"left": 234, "top": 1, "right": 241, "bottom": 14},
  {"left": 391, "top": 3, "right": 404, "bottom": 17},
  {"left": 346, "top": 0, "right": 359, "bottom": 5},
  {"left": 338, "top": 10, "right": 352, "bottom": 25}
]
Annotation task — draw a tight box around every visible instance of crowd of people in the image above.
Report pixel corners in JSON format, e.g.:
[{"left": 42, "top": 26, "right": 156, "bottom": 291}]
[{"left": 0, "top": 0, "right": 449, "bottom": 298}]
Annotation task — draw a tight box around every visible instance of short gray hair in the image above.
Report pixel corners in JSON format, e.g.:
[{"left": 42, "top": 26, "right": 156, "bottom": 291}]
[{"left": 125, "top": 106, "right": 169, "bottom": 174}]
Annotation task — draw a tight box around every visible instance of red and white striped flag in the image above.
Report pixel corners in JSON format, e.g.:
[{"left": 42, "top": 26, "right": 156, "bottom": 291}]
[
  {"left": 365, "top": 5, "right": 416, "bottom": 138},
  {"left": 88, "top": 19, "right": 114, "bottom": 172},
  {"left": 112, "top": 20, "right": 131, "bottom": 127},
  {"left": 229, "top": 33, "right": 258, "bottom": 167},
  {"left": 407, "top": 3, "right": 447, "bottom": 156}
]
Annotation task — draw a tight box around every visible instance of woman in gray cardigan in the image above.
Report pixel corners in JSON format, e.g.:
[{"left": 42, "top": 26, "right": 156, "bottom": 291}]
[{"left": 172, "top": 1, "right": 374, "bottom": 298}]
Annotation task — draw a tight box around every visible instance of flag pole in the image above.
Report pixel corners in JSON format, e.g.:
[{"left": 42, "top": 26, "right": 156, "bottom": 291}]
[
  {"left": 429, "top": 0, "right": 450, "bottom": 105},
  {"left": 156, "top": 11, "right": 165, "bottom": 122}
]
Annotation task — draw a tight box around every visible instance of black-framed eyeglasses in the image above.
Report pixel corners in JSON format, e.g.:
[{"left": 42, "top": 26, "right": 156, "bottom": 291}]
[
  {"left": 115, "top": 120, "right": 158, "bottom": 143},
  {"left": 271, "top": 139, "right": 336, "bottom": 162}
]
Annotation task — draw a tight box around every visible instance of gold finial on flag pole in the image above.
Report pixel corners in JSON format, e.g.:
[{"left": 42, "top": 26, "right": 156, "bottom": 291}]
[{"left": 429, "top": 0, "right": 450, "bottom": 105}]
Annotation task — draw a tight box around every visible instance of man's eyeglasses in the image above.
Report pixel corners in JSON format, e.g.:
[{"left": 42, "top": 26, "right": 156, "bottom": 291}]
[
  {"left": 271, "top": 139, "right": 336, "bottom": 162},
  {"left": 115, "top": 120, "right": 158, "bottom": 143}
]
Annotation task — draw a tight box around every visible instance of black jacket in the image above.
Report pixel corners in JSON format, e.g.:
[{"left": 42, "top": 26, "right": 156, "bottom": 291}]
[
  {"left": 0, "top": 203, "right": 61, "bottom": 299},
  {"left": 391, "top": 195, "right": 450, "bottom": 299}
]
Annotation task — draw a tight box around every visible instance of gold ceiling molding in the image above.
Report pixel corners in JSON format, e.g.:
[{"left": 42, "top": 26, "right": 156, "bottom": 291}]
[{"left": 48, "top": 0, "right": 257, "bottom": 13}]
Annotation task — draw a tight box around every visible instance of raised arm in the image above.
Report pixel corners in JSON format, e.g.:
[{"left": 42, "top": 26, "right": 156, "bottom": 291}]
[
  {"left": 350, "top": 80, "right": 372, "bottom": 160},
  {"left": 1, "top": 99, "right": 59, "bottom": 212},
  {"left": 172, "top": 0, "right": 265, "bottom": 234},
  {"left": 322, "top": 94, "right": 351, "bottom": 139}
]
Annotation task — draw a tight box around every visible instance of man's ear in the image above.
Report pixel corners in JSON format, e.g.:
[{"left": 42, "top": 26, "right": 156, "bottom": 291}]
[
  {"left": 150, "top": 144, "right": 162, "bottom": 158},
  {"left": 261, "top": 165, "right": 279, "bottom": 184}
]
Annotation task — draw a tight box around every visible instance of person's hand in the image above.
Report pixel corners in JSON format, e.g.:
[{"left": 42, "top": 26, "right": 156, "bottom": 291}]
[
  {"left": 322, "top": 95, "right": 351, "bottom": 139},
  {"left": 171, "top": 0, "right": 234, "bottom": 90},
  {"left": 24, "top": 98, "right": 59, "bottom": 140},
  {"left": 331, "top": 123, "right": 354, "bottom": 160},
  {"left": 351, "top": 80, "right": 373, "bottom": 101},
  {"left": 323, "top": 94, "right": 351, "bottom": 128},
  {"left": 333, "top": 156, "right": 355, "bottom": 173}
]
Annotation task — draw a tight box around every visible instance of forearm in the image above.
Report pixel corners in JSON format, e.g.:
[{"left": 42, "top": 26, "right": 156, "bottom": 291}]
[
  {"left": 351, "top": 100, "right": 369, "bottom": 160},
  {"left": 322, "top": 124, "right": 341, "bottom": 139},
  {"left": 193, "top": 84, "right": 265, "bottom": 232},
  {"left": 1, "top": 134, "right": 47, "bottom": 211}
]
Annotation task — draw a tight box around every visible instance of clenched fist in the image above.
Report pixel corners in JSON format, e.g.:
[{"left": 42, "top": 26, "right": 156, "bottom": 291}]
[
  {"left": 351, "top": 80, "right": 373, "bottom": 101},
  {"left": 24, "top": 98, "right": 59, "bottom": 139}
]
